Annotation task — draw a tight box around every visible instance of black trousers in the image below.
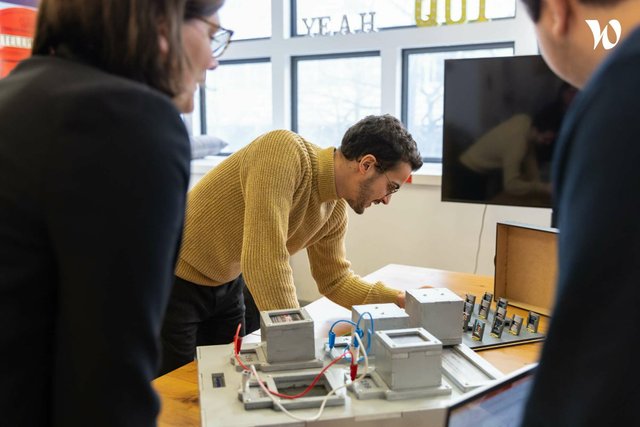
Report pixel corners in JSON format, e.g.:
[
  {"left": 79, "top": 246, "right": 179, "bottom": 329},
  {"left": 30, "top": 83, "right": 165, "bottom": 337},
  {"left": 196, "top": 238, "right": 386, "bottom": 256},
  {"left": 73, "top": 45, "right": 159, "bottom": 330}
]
[{"left": 158, "top": 275, "right": 260, "bottom": 376}]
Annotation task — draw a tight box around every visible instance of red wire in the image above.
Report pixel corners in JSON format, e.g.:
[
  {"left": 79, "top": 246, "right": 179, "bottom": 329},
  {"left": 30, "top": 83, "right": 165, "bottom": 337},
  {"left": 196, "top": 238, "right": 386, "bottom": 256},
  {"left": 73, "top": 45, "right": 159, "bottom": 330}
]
[
  {"left": 266, "top": 352, "right": 347, "bottom": 399},
  {"left": 233, "top": 322, "right": 351, "bottom": 400},
  {"left": 233, "top": 323, "right": 251, "bottom": 371}
]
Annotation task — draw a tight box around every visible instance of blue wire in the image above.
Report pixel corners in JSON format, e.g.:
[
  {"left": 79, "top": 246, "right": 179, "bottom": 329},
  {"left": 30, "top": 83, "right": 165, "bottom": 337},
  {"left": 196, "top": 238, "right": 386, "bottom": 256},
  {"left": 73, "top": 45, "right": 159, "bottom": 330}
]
[
  {"left": 329, "top": 319, "right": 358, "bottom": 333},
  {"left": 328, "top": 314, "right": 375, "bottom": 362},
  {"left": 356, "top": 312, "right": 375, "bottom": 354},
  {"left": 328, "top": 319, "right": 358, "bottom": 349}
]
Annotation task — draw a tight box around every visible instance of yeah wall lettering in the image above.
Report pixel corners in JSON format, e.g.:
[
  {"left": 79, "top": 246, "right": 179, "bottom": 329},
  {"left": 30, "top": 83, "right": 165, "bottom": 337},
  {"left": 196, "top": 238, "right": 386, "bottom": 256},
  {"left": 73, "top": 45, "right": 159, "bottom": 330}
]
[
  {"left": 300, "top": 12, "right": 377, "bottom": 36},
  {"left": 300, "top": 0, "right": 491, "bottom": 37}
]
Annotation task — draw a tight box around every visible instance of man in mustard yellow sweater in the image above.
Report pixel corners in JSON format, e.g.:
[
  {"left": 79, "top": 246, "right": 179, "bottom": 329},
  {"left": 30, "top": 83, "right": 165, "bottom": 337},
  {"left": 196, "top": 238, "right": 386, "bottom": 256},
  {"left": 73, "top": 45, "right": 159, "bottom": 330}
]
[{"left": 159, "top": 115, "right": 423, "bottom": 375}]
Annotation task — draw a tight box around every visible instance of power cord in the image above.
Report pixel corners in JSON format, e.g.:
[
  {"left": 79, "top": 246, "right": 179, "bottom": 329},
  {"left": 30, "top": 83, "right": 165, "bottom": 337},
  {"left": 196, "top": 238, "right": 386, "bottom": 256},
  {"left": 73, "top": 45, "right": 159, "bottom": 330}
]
[{"left": 473, "top": 204, "right": 488, "bottom": 274}]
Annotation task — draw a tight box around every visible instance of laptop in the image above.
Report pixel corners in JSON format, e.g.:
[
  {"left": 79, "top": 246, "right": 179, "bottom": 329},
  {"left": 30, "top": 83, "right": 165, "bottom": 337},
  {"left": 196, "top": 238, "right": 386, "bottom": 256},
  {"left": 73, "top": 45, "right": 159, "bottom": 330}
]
[{"left": 445, "top": 364, "right": 537, "bottom": 427}]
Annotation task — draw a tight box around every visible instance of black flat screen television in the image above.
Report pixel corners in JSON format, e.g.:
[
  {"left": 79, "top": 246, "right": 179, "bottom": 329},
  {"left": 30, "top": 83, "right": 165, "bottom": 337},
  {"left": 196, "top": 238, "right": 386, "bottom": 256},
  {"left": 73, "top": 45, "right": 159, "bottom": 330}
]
[{"left": 442, "top": 55, "right": 577, "bottom": 208}]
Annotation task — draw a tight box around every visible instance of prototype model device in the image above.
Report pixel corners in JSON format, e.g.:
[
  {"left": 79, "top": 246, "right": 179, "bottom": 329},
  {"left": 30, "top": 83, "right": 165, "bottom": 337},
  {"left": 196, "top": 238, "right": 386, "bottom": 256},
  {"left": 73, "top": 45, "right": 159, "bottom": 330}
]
[
  {"left": 205, "top": 304, "right": 506, "bottom": 426},
  {"left": 460, "top": 293, "right": 545, "bottom": 350},
  {"left": 231, "top": 307, "right": 323, "bottom": 372},
  {"left": 326, "top": 303, "right": 411, "bottom": 359},
  {"left": 349, "top": 327, "right": 451, "bottom": 401},
  {"left": 405, "top": 288, "right": 464, "bottom": 345}
]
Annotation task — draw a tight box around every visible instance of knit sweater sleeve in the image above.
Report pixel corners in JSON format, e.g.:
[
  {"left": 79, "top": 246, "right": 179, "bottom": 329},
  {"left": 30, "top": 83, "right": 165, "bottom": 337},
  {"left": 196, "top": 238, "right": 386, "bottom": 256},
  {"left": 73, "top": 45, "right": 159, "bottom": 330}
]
[
  {"left": 238, "top": 131, "right": 308, "bottom": 310},
  {"left": 307, "top": 202, "right": 400, "bottom": 309}
]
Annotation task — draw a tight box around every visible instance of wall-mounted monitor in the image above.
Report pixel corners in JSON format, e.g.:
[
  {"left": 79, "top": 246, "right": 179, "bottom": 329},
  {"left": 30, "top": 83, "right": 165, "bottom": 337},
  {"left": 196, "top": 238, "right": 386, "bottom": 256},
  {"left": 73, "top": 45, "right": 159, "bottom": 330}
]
[{"left": 442, "top": 55, "right": 577, "bottom": 209}]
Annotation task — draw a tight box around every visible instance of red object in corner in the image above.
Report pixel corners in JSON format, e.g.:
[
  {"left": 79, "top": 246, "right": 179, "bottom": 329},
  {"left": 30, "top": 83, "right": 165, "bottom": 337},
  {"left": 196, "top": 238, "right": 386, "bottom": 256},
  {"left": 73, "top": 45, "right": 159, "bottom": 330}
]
[{"left": 0, "top": 7, "right": 37, "bottom": 78}]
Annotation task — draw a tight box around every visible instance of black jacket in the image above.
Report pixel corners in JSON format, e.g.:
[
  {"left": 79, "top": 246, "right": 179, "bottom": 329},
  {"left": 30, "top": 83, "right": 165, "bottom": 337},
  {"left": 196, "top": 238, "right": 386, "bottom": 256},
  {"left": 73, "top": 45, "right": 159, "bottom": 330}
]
[
  {"left": 0, "top": 55, "right": 190, "bottom": 426},
  {"left": 521, "top": 27, "right": 640, "bottom": 427}
]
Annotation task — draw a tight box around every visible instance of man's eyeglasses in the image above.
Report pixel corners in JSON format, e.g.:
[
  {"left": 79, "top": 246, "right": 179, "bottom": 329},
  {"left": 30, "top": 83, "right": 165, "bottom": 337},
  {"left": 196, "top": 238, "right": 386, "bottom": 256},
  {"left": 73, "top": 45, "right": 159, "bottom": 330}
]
[
  {"left": 381, "top": 170, "right": 400, "bottom": 197},
  {"left": 196, "top": 17, "right": 234, "bottom": 58}
]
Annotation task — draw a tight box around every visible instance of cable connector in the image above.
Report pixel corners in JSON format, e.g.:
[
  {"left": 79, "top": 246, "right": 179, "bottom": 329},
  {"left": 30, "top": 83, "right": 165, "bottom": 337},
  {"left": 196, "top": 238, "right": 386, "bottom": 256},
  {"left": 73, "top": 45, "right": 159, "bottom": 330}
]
[
  {"left": 350, "top": 363, "right": 358, "bottom": 381},
  {"left": 352, "top": 328, "right": 364, "bottom": 348},
  {"left": 242, "top": 370, "right": 251, "bottom": 393},
  {"left": 328, "top": 331, "right": 336, "bottom": 349},
  {"left": 235, "top": 335, "right": 243, "bottom": 355},
  {"left": 351, "top": 343, "right": 360, "bottom": 362}
]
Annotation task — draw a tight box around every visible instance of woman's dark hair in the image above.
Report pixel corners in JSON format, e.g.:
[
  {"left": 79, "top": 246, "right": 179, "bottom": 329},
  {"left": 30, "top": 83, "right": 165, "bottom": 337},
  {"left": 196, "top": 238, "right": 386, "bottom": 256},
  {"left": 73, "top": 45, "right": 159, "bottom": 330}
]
[
  {"left": 32, "top": 0, "right": 224, "bottom": 97},
  {"left": 185, "top": 0, "right": 224, "bottom": 20},
  {"left": 339, "top": 114, "right": 423, "bottom": 172}
]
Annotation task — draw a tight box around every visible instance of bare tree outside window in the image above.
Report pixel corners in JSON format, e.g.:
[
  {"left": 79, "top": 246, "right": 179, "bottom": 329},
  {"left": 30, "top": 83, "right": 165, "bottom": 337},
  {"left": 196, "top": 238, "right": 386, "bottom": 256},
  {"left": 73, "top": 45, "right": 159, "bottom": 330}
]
[
  {"left": 202, "top": 60, "right": 273, "bottom": 154},
  {"left": 294, "top": 54, "right": 381, "bottom": 148}
]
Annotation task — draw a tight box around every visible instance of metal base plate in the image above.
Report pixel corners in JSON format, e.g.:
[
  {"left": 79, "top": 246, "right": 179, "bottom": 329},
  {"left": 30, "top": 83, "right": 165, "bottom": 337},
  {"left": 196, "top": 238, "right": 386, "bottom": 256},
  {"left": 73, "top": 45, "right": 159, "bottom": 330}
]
[
  {"left": 198, "top": 339, "right": 501, "bottom": 426},
  {"left": 238, "top": 369, "right": 346, "bottom": 410},
  {"left": 231, "top": 342, "right": 324, "bottom": 372},
  {"left": 348, "top": 370, "right": 452, "bottom": 401},
  {"left": 441, "top": 345, "right": 504, "bottom": 392}
]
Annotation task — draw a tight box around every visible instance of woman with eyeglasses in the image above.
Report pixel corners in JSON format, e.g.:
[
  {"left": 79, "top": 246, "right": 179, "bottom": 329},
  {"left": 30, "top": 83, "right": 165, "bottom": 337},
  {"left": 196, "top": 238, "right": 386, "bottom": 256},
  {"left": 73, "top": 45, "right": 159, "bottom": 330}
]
[
  {"left": 174, "top": 0, "right": 234, "bottom": 112},
  {"left": 0, "top": 0, "right": 229, "bottom": 426}
]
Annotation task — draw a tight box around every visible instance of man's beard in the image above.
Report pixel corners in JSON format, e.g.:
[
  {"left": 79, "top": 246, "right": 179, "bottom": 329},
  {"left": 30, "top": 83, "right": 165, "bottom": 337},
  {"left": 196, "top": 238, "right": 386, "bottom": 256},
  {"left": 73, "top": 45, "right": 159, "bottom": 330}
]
[{"left": 347, "top": 176, "right": 375, "bottom": 215}]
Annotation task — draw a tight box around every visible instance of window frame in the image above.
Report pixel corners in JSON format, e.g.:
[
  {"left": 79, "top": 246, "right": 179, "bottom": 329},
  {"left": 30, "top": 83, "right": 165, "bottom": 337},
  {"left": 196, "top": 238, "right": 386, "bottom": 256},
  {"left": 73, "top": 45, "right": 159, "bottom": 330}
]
[
  {"left": 291, "top": 50, "right": 381, "bottom": 134},
  {"left": 198, "top": 57, "right": 272, "bottom": 150},
  {"left": 401, "top": 42, "right": 515, "bottom": 163},
  {"left": 189, "top": 0, "right": 539, "bottom": 165}
]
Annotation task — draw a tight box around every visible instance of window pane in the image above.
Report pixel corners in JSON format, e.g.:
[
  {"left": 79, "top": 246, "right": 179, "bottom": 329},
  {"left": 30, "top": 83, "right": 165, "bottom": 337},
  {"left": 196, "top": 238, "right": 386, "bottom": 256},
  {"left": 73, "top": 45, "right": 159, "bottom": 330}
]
[
  {"left": 293, "top": 0, "right": 516, "bottom": 36},
  {"left": 219, "top": 0, "right": 271, "bottom": 40},
  {"left": 203, "top": 61, "right": 272, "bottom": 154},
  {"left": 404, "top": 46, "right": 513, "bottom": 161},
  {"left": 294, "top": 54, "right": 381, "bottom": 148},
  {"left": 191, "top": 91, "right": 202, "bottom": 135}
]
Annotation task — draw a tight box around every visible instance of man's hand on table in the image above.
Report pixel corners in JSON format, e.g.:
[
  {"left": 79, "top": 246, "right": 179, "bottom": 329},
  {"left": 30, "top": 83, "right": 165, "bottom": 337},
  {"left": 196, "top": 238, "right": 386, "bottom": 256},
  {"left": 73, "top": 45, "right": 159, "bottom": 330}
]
[{"left": 395, "top": 285, "right": 432, "bottom": 308}]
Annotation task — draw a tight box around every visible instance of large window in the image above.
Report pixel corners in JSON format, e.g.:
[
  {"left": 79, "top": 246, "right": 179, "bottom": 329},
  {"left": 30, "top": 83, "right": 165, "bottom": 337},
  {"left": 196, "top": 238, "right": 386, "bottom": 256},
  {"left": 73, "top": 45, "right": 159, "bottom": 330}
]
[
  {"left": 218, "top": 0, "right": 271, "bottom": 40},
  {"left": 200, "top": 59, "right": 273, "bottom": 154},
  {"left": 292, "top": 53, "right": 381, "bottom": 148},
  {"left": 402, "top": 45, "right": 514, "bottom": 162},
  {"left": 293, "top": 0, "right": 517, "bottom": 36},
  {"left": 189, "top": 0, "right": 538, "bottom": 165}
]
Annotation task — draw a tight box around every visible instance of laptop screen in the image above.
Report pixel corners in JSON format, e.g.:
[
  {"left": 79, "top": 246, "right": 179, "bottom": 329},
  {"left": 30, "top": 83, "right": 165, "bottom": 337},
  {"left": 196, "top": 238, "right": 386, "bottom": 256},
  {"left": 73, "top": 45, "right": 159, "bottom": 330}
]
[{"left": 446, "top": 364, "right": 536, "bottom": 427}]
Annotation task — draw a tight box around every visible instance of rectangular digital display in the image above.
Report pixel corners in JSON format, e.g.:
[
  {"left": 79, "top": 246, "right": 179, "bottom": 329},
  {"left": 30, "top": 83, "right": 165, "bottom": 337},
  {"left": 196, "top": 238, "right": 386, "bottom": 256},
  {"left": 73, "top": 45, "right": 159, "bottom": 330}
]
[{"left": 269, "top": 312, "right": 303, "bottom": 323}]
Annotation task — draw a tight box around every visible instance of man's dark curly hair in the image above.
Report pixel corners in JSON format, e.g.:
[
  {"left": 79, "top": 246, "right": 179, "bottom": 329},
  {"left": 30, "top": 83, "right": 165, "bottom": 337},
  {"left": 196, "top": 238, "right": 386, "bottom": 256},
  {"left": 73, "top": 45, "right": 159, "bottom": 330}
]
[{"left": 339, "top": 114, "right": 423, "bottom": 172}]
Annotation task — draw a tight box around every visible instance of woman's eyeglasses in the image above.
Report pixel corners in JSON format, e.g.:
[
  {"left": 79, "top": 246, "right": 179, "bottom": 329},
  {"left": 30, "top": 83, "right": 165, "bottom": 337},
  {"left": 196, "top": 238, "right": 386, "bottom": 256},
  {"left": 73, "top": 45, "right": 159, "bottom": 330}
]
[{"left": 196, "top": 17, "right": 234, "bottom": 58}]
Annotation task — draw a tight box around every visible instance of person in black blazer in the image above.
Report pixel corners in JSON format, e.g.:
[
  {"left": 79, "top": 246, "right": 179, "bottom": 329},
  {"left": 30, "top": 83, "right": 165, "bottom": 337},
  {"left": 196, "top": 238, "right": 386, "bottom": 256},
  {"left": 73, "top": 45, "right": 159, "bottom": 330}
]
[
  {"left": 0, "top": 0, "right": 227, "bottom": 425},
  {"left": 519, "top": 0, "right": 640, "bottom": 426}
]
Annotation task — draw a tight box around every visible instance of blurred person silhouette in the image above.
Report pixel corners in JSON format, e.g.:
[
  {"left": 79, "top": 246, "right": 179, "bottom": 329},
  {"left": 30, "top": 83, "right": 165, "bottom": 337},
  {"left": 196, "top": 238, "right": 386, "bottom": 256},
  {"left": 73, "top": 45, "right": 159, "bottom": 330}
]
[
  {"left": 519, "top": 0, "right": 640, "bottom": 425},
  {"left": 0, "top": 0, "right": 229, "bottom": 425},
  {"left": 458, "top": 100, "right": 569, "bottom": 201}
]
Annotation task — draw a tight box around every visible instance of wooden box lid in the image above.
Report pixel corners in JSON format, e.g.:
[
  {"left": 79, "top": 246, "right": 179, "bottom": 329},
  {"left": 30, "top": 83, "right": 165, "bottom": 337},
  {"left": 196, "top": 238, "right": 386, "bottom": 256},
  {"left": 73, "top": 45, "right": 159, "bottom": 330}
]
[{"left": 494, "top": 222, "right": 558, "bottom": 316}]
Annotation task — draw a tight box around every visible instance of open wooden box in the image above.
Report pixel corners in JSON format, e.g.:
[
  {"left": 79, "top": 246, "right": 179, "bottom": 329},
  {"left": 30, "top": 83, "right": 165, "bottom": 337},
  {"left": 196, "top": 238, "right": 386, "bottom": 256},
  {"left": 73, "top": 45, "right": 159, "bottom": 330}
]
[{"left": 494, "top": 222, "right": 558, "bottom": 316}]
